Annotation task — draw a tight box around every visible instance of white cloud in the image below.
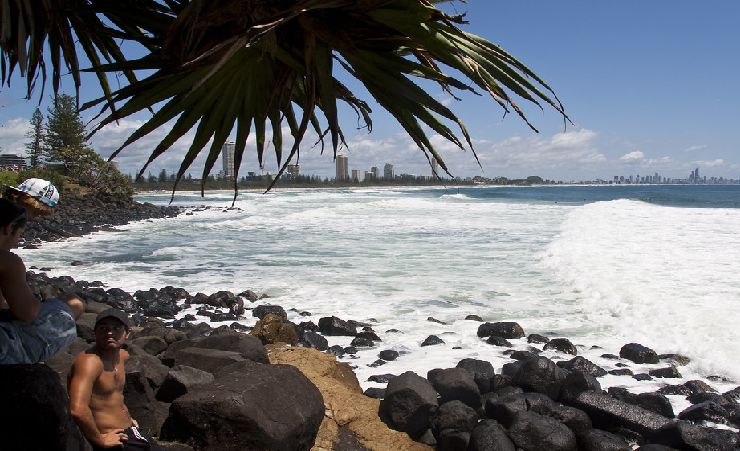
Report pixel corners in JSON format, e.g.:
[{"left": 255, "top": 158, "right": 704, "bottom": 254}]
[
  {"left": 684, "top": 144, "right": 707, "bottom": 153},
  {"left": 692, "top": 159, "right": 725, "bottom": 168},
  {"left": 0, "top": 117, "right": 30, "bottom": 155},
  {"left": 620, "top": 150, "right": 645, "bottom": 163}
]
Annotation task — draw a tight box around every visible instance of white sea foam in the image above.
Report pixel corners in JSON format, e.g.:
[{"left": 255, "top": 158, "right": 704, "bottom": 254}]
[{"left": 17, "top": 189, "right": 740, "bottom": 403}]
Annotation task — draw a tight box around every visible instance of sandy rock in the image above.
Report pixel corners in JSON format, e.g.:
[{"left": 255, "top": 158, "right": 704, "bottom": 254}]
[
  {"left": 251, "top": 313, "right": 299, "bottom": 345},
  {"left": 268, "top": 345, "right": 430, "bottom": 451}
]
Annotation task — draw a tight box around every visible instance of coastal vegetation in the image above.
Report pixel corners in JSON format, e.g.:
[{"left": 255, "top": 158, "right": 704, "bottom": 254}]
[{"left": 1, "top": 0, "right": 567, "bottom": 195}]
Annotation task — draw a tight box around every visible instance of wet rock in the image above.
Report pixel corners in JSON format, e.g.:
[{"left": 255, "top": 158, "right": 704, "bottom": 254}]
[
  {"left": 649, "top": 366, "right": 682, "bottom": 378},
  {"left": 156, "top": 365, "right": 214, "bottom": 403},
  {"left": 465, "top": 315, "right": 483, "bottom": 322},
  {"left": 350, "top": 336, "right": 376, "bottom": 348},
  {"left": 171, "top": 347, "right": 245, "bottom": 373},
  {"left": 368, "top": 359, "right": 387, "bottom": 368},
  {"left": 649, "top": 421, "right": 739, "bottom": 450},
  {"left": 633, "top": 373, "right": 653, "bottom": 381},
  {"left": 318, "top": 316, "right": 357, "bottom": 336},
  {"left": 160, "top": 361, "right": 324, "bottom": 451},
  {"left": 456, "top": 358, "right": 496, "bottom": 394},
  {"left": 421, "top": 335, "right": 445, "bottom": 347},
  {"left": 511, "top": 356, "right": 568, "bottom": 400},
  {"left": 356, "top": 330, "right": 381, "bottom": 342},
  {"left": 601, "top": 353, "right": 620, "bottom": 360},
  {"left": 608, "top": 388, "right": 675, "bottom": 418},
  {"left": 427, "top": 316, "right": 448, "bottom": 325},
  {"left": 327, "top": 345, "right": 345, "bottom": 357},
  {"left": 507, "top": 411, "right": 577, "bottom": 451},
  {"left": 557, "top": 356, "right": 607, "bottom": 377},
  {"left": 609, "top": 369, "right": 633, "bottom": 376},
  {"left": 678, "top": 401, "right": 729, "bottom": 424},
  {"left": 559, "top": 369, "right": 601, "bottom": 402},
  {"left": 368, "top": 374, "right": 396, "bottom": 384},
  {"left": 300, "top": 331, "right": 328, "bottom": 351},
  {"left": 544, "top": 338, "right": 578, "bottom": 355},
  {"left": 431, "top": 400, "right": 478, "bottom": 441},
  {"left": 468, "top": 419, "right": 515, "bottom": 451},
  {"left": 252, "top": 304, "right": 287, "bottom": 320},
  {"left": 510, "top": 350, "right": 539, "bottom": 361},
  {"left": 477, "top": 322, "right": 525, "bottom": 339},
  {"left": 364, "top": 387, "right": 386, "bottom": 399},
  {"left": 379, "top": 350, "right": 399, "bottom": 361},
  {"left": 484, "top": 394, "right": 527, "bottom": 428},
  {"left": 486, "top": 336, "right": 513, "bottom": 347},
  {"left": 379, "top": 371, "right": 438, "bottom": 439},
  {"left": 567, "top": 390, "right": 671, "bottom": 437},
  {"left": 250, "top": 313, "right": 298, "bottom": 345},
  {"left": 620, "top": 343, "right": 659, "bottom": 364},
  {"left": 527, "top": 397, "right": 592, "bottom": 436},
  {"left": 687, "top": 392, "right": 731, "bottom": 406},
  {"left": 429, "top": 367, "right": 481, "bottom": 409},
  {"left": 527, "top": 333, "right": 550, "bottom": 344},
  {"left": 578, "top": 429, "right": 631, "bottom": 451},
  {"left": 658, "top": 354, "right": 691, "bottom": 366}
]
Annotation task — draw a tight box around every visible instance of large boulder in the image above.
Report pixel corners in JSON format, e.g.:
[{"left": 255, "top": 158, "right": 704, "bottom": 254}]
[
  {"left": 507, "top": 411, "right": 577, "bottom": 451},
  {"left": 156, "top": 365, "right": 215, "bottom": 403},
  {"left": 578, "top": 429, "right": 631, "bottom": 451},
  {"left": 511, "top": 356, "right": 567, "bottom": 400},
  {"left": 160, "top": 361, "right": 324, "bottom": 451},
  {"left": 252, "top": 304, "right": 288, "bottom": 321},
  {"left": 431, "top": 400, "right": 478, "bottom": 450},
  {"left": 557, "top": 356, "right": 607, "bottom": 377},
  {"left": 191, "top": 333, "right": 268, "bottom": 363},
  {"left": 544, "top": 338, "right": 578, "bottom": 355},
  {"left": 559, "top": 369, "right": 602, "bottom": 402},
  {"left": 620, "top": 343, "right": 659, "bottom": 364},
  {"left": 250, "top": 313, "right": 299, "bottom": 345},
  {"left": 318, "top": 316, "right": 357, "bottom": 336},
  {"left": 123, "top": 371, "right": 168, "bottom": 438},
  {"left": 170, "top": 347, "right": 245, "bottom": 373},
  {"left": 649, "top": 421, "right": 740, "bottom": 450},
  {"left": 608, "top": 388, "right": 675, "bottom": 418},
  {"left": 468, "top": 420, "right": 515, "bottom": 451},
  {"left": 476, "top": 322, "right": 525, "bottom": 339},
  {"left": 379, "top": 371, "right": 439, "bottom": 439},
  {"left": 566, "top": 391, "right": 671, "bottom": 437},
  {"left": 456, "top": 358, "right": 496, "bottom": 394},
  {"left": 0, "top": 364, "right": 86, "bottom": 451},
  {"left": 429, "top": 367, "right": 481, "bottom": 409}
]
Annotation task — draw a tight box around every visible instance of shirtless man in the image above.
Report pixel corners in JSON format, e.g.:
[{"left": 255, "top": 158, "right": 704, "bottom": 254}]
[
  {"left": 69, "top": 309, "right": 161, "bottom": 450},
  {"left": 0, "top": 198, "right": 83, "bottom": 363}
]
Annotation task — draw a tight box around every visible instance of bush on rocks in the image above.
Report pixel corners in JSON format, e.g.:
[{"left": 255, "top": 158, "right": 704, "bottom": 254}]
[
  {"left": 477, "top": 322, "right": 525, "bottom": 339},
  {"left": 160, "top": 361, "right": 324, "bottom": 451}
]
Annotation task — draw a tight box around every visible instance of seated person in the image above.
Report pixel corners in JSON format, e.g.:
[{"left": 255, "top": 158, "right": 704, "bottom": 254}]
[
  {"left": 0, "top": 198, "right": 83, "bottom": 364},
  {"left": 69, "top": 309, "right": 162, "bottom": 450}
]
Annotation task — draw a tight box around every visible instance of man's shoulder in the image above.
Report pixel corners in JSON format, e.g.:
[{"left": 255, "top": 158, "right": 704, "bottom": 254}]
[
  {"left": 0, "top": 250, "right": 24, "bottom": 271},
  {"left": 73, "top": 349, "right": 104, "bottom": 371}
]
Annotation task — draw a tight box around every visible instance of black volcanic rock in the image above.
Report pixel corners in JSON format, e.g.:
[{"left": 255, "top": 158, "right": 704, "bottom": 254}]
[
  {"left": 421, "top": 335, "right": 445, "bottom": 347},
  {"left": 318, "top": 316, "right": 357, "bottom": 336},
  {"left": 620, "top": 343, "right": 659, "bottom": 364},
  {"left": 544, "top": 338, "right": 578, "bottom": 355},
  {"left": 477, "top": 322, "right": 525, "bottom": 339}
]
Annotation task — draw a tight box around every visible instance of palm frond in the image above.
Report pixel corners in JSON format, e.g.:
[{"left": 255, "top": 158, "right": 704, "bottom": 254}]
[{"left": 2, "top": 0, "right": 569, "bottom": 193}]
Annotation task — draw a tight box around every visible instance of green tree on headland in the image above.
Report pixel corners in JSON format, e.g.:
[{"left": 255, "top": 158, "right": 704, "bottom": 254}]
[
  {"left": 25, "top": 107, "right": 44, "bottom": 168},
  {"left": 45, "top": 94, "right": 87, "bottom": 164},
  {"left": 1, "top": 1, "right": 568, "bottom": 197}
]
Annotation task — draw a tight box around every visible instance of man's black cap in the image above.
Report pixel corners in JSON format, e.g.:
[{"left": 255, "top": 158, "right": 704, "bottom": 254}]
[{"left": 95, "top": 308, "right": 130, "bottom": 330}]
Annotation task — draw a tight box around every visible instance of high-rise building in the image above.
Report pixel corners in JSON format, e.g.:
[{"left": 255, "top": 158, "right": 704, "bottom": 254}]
[
  {"left": 351, "top": 169, "right": 361, "bottom": 183},
  {"left": 336, "top": 155, "right": 349, "bottom": 181},
  {"left": 221, "top": 141, "right": 235, "bottom": 179},
  {"left": 364, "top": 170, "right": 373, "bottom": 181},
  {"left": 384, "top": 163, "right": 394, "bottom": 180},
  {"left": 371, "top": 166, "right": 379, "bottom": 179},
  {"left": 431, "top": 158, "right": 438, "bottom": 176},
  {"left": 287, "top": 164, "right": 299, "bottom": 179}
]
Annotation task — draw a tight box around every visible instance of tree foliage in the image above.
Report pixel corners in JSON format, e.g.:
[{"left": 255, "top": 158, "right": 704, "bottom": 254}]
[
  {"left": 1, "top": 0, "right": 569, "bottom": 198},
  {"left": 45, "top": 94, "right": 88, "bottom": 162},
  {"left": 25, "top": 107, "right": 45, "bottom": 168}
]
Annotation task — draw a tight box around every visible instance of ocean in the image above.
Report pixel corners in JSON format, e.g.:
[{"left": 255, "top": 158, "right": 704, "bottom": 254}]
[{"left": 18, "top": 184, "right": 740, "bottom": 408}]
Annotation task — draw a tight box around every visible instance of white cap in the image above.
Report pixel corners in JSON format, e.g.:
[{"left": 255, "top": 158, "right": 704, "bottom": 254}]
[{"left": 11, "top": 178, "right": 59, "bottom": 207}]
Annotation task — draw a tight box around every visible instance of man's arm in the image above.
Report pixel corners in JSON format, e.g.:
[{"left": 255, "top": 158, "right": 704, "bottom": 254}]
[
  {"left": 69, "top": 354, "right": 127, "bottom": 448},
  {"left": 0, "top": 252, "right": 40, "bottom": 321}
]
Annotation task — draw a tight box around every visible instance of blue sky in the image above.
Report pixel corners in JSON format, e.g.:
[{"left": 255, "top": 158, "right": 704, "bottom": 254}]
[{"left": 1, "top": 1, "right": 738, "bottom": 181}]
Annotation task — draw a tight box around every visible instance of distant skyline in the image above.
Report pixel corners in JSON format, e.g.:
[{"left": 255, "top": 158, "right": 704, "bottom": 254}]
[{"left": 1, "top": 1, "right": 738, "bottom": 181}]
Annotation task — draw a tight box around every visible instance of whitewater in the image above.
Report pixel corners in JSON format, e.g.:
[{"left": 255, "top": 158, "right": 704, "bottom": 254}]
[{"left": 17, "top": 185, "right": 740, "bottom": 407}]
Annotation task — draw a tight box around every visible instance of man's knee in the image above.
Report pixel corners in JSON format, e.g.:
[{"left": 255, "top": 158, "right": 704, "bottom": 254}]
[{"left": 64, "top": 295, "right": 84, "bottom": 320}]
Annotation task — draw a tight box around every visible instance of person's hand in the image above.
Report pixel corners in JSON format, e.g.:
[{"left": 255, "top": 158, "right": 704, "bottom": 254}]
[
  {"left": 97, "top": 429, "right": 128, "bottom": 448},
  {"left": 131, "top": 418, "right": 139, "bottom": 427}
]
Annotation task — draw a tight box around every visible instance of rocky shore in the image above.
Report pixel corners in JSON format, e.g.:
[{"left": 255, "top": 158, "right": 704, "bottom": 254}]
[
  {"left": 4, "top": 197, "right": 740, "bottom": 450},
  {"left": 2, "top": 270, "right": 738, "bottom": 450},
  {"left": 21, "top": 192, "right": 180, "bottom": 244}
]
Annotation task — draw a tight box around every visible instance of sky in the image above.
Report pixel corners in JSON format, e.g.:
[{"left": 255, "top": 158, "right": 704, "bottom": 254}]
[{"left": 1, "top": 1, "right": 739, "bottom": 181}]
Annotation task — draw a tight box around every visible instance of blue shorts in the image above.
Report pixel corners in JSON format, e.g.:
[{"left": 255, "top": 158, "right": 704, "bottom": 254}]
[{"left": 0, "top": 298, "right": 77, "bottom": 364}]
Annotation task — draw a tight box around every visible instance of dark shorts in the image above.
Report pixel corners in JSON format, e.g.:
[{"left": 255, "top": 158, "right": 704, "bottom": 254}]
[
  {"left": 91, "top": 427, "right": 164, "bottom": 450},
  {"left": 0, "top": 298, "right": 77, "bottom": 364}
]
